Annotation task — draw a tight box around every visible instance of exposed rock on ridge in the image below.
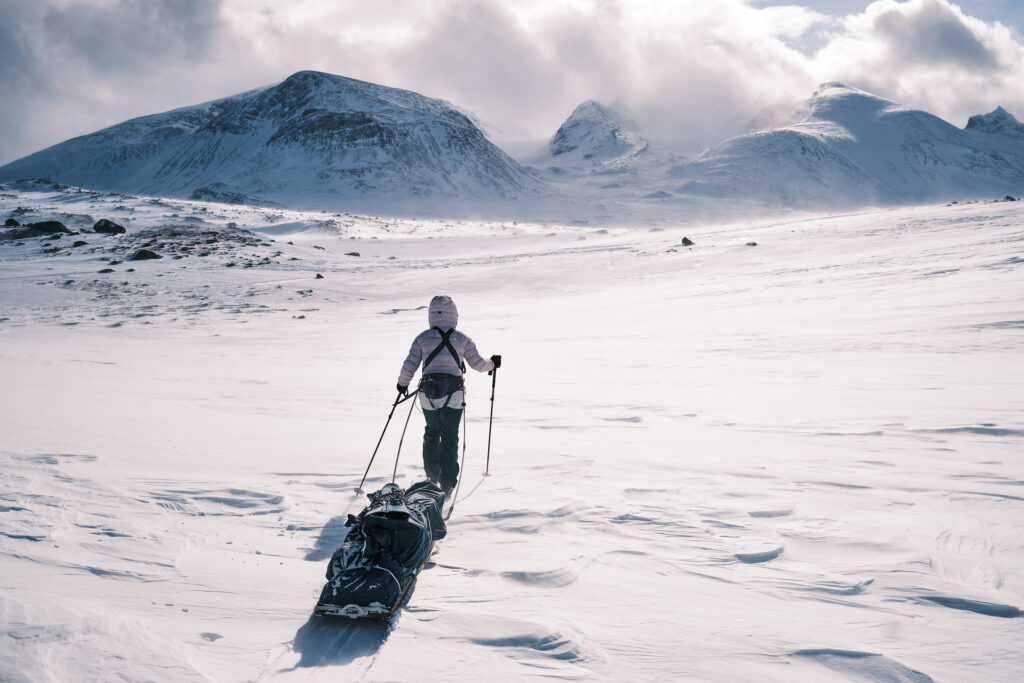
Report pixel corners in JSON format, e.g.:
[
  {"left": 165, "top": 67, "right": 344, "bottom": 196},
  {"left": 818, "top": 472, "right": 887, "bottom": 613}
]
[{"left": 0, "top": 71, "right": 546, "bottom": 212}]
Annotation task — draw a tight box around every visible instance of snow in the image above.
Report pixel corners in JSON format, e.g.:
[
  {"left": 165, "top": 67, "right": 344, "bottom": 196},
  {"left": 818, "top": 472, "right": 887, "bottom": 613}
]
[
  {"left": 671, "top": 83, "right": 1024, "bottom": 209},
  {"left": 532, "top": 100, "right": 648, "bottom": 166},
  {"left": 966, "top": 106, "right": 1024, "bottom": 140},
  {"left": 4, "top": 74, "right": 1024, "bottom": 226},
  {"left": 1, "top": 184, "right": 1023, "bottom": 681},
  {"left": 0, "top": 72, "right": 546, "bottom": 216}
]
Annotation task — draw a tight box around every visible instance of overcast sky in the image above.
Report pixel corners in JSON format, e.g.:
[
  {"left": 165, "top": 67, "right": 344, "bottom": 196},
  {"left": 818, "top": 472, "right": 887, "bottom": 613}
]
[{"left": 1, "top": 0, "right": 1023, "bottom": 164}]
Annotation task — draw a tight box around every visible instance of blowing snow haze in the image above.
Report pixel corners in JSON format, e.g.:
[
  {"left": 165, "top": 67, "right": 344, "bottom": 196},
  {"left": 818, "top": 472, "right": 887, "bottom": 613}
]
[
  {"left": 1, "top": 71, "right": 1022, "bottom": 219},
  {"left": 670, "top": 82, "right": 1024, "bottom": 209}
]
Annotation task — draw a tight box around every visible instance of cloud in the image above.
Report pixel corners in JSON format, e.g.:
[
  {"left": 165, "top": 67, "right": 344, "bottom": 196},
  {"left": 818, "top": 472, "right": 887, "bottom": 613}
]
[
  {"left": 1, "top": 0, "right": 1023, "bottom": 165},
  {"left": 0, "top": 0, "right": 234, "bottom": 164},
  {"left": 380, "top": 0, "right": 822, "bottom": 148},
  {"left": 814, "top": 0, "right": 1024, "bottom": 127},
  {"left": 42, "top": 0, "right": 224, "bottom": 72},
  {"left": 870, "top": 0, "right": 996, "bottom": 67}
]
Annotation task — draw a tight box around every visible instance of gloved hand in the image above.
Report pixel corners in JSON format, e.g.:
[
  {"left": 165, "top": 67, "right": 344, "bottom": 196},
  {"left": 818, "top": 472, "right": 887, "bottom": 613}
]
[
  {"left": 396, "top": 383, "right": 408, "bottom": 396},
  {"left": 490, "top": 354, "right": 502, "bottom": 368}
]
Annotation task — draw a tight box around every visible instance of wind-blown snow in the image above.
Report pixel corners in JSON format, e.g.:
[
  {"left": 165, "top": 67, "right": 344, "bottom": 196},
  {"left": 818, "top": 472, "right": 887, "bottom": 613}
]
[
  {"left": 671, "top": 83, "right": 1024, "bottom": 208},
  {"left": 520, "top": 99, "right": 685, "bottom": 216},
  {"left": 1, "top": 183, "right": 1022, "bottom": 680}
]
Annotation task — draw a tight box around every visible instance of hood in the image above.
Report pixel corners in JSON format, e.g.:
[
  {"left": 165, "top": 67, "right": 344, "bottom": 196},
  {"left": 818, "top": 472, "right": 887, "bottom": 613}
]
[{"left": 428, "top": 295, "right": 458, "bottom": 331}]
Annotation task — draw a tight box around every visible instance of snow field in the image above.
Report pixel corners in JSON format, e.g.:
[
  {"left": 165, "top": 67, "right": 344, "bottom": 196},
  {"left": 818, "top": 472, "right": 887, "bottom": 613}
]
[{"left": 1, "top": 190, "right": 1022, "bottom": 681}]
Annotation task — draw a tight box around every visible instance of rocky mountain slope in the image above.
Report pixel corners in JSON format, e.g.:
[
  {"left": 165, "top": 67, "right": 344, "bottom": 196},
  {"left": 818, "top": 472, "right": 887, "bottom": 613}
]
[{"left": 0, "top": 71, "right": 546, "bottom": 213}]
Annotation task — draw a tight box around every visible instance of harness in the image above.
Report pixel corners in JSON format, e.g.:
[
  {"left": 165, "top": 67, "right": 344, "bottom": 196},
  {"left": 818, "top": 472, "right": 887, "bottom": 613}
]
[
  {"left": 419, "top": 327, "right": 465, "bottom": 409},
  {"left": 423, "top": 327, "right": 465, "bottom": 374}
]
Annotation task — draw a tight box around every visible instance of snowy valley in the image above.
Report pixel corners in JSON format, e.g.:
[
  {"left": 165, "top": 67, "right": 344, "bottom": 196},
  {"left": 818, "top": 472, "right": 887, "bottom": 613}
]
[{"left": 1, "top": 178, "right": 1022, "bottom": 680}]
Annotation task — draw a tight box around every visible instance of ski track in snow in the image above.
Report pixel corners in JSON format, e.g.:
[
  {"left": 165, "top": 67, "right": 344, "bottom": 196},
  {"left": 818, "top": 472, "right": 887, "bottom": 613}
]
[{"left": 1, "top": 186, "right": 1023, "bottom": 680}]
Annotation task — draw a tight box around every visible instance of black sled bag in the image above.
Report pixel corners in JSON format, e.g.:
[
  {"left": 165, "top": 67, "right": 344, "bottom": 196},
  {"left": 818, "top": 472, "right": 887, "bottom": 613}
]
[{"left": 315, "top": 481, "right": 446, "bottom": 618}]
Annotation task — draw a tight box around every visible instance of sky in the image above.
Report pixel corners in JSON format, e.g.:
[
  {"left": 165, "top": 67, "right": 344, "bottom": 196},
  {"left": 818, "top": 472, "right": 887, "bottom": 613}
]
[{"left": 1, "top": 0, "right": 1023, "bottom": 164}]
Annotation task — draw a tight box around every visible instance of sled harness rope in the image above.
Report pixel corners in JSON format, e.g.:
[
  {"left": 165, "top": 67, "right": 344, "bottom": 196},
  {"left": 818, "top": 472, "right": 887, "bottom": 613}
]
[
  {"left": 391, "top": 390, "right": 420, "bottom": 484},
  {"left": 375, "top": 389, "right": 464, "bottom": 521},
  {"left": 355, "top": 352, "right": 497, "bottom": 521},
  {"left": 423, "top": 327, "right": 465, "bottom": 373},
  {"left": 354, "top": 389, "right": 419, "bottom": 494}
]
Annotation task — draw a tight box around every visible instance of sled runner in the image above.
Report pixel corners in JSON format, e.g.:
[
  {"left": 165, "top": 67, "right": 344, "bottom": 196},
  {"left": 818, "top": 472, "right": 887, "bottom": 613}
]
[{"left": 314, "top": 481, "right": 446, "bottom": 619}]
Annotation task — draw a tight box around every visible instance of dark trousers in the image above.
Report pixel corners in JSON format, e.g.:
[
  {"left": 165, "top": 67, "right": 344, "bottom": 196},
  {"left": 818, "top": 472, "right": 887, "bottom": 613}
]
[{"left": 423, "top": 406, "right": 462, "bottom": 489}]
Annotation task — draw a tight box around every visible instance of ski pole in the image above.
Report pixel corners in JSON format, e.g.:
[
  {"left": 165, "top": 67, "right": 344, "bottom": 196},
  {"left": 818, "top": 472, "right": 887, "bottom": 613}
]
[
  {"left": 485, "top": 367, "right": 497, "bottom": 476},
  {"left": 355, "top": 390, "right": 416, "bottom": 494}
]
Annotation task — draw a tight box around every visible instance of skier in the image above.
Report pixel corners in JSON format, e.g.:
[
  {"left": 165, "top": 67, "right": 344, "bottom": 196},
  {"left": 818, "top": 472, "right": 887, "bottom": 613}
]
[{"left": 397, "top": 296, "right": 500, "bottom": 494}]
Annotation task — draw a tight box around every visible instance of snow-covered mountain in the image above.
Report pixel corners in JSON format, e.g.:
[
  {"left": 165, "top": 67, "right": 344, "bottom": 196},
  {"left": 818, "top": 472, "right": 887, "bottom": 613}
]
[
  {"left": 520, "top": 100, "right": 688, "bottom": 217},
  {"left": 529, "top": 100, "right": 649, "bottom": 169},
  {"left": 966, "top": 105, "right": 1024, "bottom": 140},
  {"left": 0, "top": 71, "right": 546, "bottom": 213},
  {"left": 670, "top": 83, "right": 1024, "bottom": 208}
]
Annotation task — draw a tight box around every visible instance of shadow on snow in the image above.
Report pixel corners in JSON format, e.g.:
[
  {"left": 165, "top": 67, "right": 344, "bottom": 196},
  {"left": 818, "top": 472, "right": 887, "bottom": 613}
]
[
  {"left": 303, "top": 514, "right": 352, "bottom": 562},
  {"left": 287, "top": 612, "right": 392, "bottom": 668}
]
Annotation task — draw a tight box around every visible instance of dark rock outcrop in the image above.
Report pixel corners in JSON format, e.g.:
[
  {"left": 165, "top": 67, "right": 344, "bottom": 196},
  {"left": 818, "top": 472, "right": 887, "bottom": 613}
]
[
  {"left": 1, "top": 221, "right": 71, "bottom": 240},
  {"left": 93, "top": 219, "right": 126, "bottom": 234}
]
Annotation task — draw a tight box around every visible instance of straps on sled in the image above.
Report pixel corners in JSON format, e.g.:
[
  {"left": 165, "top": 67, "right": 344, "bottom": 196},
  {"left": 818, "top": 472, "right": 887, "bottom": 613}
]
[{"left": 423, "top": 327, "right": 465, "bottom": 373}]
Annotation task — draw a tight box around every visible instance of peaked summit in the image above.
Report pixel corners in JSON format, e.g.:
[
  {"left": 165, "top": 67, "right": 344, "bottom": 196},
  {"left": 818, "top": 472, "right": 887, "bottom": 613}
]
[
  {"left": 965, "top": 106, "right": 1024, "bottom": 140},
  {"left": 0, "top": 71, "right": 545, "bottom": 212},
  {"left": 543, "top": 100, "right": 647, "bottom": 165}
]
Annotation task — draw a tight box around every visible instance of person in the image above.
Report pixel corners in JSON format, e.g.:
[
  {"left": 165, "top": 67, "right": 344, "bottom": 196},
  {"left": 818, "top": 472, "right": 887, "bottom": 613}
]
[{"left": 397, "top": 296, "right": 500, "bottom": 494}]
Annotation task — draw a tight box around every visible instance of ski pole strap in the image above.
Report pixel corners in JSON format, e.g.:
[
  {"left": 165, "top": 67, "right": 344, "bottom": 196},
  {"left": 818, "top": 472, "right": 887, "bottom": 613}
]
[{"left": 423, "top": 327, "right": 465, "bottom": 373}]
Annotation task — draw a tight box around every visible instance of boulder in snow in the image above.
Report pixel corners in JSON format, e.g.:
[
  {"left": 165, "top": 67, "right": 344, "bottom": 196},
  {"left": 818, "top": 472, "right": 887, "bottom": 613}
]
[
  {"left": 1, "top": 221, "right": 71, "bottom": 240},
  {"left": 128, "top": 249, "right": 161, "bottom": 261},
  {"left": 93, "top": 219, "right": 126, "bottom": 234}
]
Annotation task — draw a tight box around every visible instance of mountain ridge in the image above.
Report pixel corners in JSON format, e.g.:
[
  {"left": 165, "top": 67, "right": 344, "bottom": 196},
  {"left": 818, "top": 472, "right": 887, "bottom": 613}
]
[
  {"left": 669, "top": 82, "right": 1024, "bottom": 208},
  {"left": 0, "top": 71, "right": 546, "bottom": 214},
  {"left": 2, "top": 75, "right": 1022, "bottom": 217}
]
